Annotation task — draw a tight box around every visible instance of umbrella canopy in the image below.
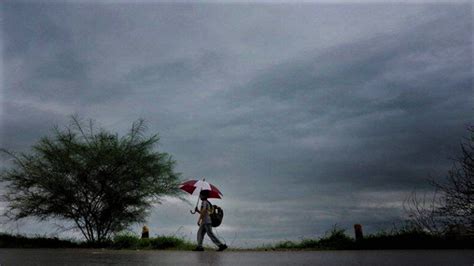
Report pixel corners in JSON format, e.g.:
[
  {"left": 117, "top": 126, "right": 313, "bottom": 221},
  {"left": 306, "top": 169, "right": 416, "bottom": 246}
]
[{"left": 179, "top": 179, "right": 223, "bottom": 199}]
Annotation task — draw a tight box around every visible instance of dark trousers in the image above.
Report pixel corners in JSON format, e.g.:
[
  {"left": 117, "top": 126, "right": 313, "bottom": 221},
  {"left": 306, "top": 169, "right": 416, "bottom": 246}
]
[{"left": 197, "top": 223, "right": 222, "bottom": 247}]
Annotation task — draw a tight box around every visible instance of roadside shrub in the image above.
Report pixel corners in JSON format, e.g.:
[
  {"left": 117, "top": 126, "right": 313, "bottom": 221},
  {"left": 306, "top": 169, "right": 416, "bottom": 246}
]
[
  {"left": 138, "top": 238, "right": 151, "bottom": 249},
  {"left": 359, "top": 227, "right": 444, "bottom": 249},
  {"left": 150, "top": 235, "right": 183, "bottom": 249},
  {"left": 318, "top": 227, "right": 354, "bottom": 249},
  {"left": 113, "top": 233, "right": 140, "bottom": 249},
  {"left": 273, "top": 226, "right": 354, "bottom": 250},
  {"left": 274, "top": 240, "right": 298, "bottom": 249},
  {"left": 0, "top": 233, "right": 78, "bottom": 248},
  {"left": 299, "top": 239, "right": 319, "bottom": 249}
]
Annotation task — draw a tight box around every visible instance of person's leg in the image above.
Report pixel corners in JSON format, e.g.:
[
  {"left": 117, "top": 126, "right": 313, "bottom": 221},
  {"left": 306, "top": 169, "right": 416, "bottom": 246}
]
[
  {"left": 204, "top": 224, "right": 223, "bottom": 246},
  {"left": 197, "top": 224, "right": 206, "bottom": 247}
]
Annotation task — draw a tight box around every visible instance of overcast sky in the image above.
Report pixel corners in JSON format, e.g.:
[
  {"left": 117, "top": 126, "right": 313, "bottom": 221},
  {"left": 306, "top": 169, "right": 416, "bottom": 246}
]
[{"left": 0, "top": 2, "right": 472, "bottom": 247}]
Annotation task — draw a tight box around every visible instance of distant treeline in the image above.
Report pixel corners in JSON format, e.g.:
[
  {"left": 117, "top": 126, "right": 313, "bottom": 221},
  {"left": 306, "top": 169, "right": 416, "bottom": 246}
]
[
  {"left": 0, "top": 233, "right": 80, "bottom": 249},
  {"left": 268, "top": 227, "right": 474, "bottom": 251},
  {"left": 1, "top": 227, "right": 473, "bottom": 250},
  {"left": 0, "top": 232, "right": 194, "bottom": 250}
]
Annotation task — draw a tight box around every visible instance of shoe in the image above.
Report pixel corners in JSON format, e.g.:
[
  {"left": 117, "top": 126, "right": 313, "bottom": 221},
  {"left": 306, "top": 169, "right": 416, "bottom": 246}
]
[
  {"left": 217, "top": 244, "right": 227, "bottom": 251},
  {"left": 193, "top": 246, "right": 204, "bottom": 251}
]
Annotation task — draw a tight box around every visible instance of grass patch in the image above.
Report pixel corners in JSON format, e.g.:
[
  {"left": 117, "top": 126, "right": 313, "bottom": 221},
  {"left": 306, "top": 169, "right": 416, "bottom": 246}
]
[
  {"left": 357, "top": 228, "right": 474, "bottom": 249},
  {"left": 271, "top": 226, "right": 474, "bottom": 250},
  {"left": 0, "top": 233, "right": 79, "bottom": 248},
  {"left": 112, "top": 232, "right": 195, "bottom": 250},
  {"left": 1, "top": 225, "right": 472, "bottom": 250},
  {"left": 0, "top": 232, "right": 194, "bottom": 250},
  {"left": 274, "top": 226, "right": 354, "bottom": 250},
  {"left": 112, "top": 232, "right": 141, "bottom": 249}
]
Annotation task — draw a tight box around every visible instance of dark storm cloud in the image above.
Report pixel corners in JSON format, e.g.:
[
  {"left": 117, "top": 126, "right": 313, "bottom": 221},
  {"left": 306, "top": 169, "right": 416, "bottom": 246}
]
[
  {"left": 209, "top": 6, "right": 472, "bottom": 192},
  {"left": 2, "top": 3, "right": 138, "bottom": 105},
  {"left": 0, "top": 102, "right": 66, "bottom": 151},
  {"left": 0, "top": 3, "right": 472, "bottom": 246}
]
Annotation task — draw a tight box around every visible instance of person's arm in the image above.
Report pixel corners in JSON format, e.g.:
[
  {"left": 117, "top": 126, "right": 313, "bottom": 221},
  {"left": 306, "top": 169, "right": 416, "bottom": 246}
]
[{"left": 197, "top": 202, "right": 208, "bottom": 225}]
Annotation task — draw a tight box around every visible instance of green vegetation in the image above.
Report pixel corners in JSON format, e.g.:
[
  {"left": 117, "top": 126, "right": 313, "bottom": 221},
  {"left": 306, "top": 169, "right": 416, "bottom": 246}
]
[
  {"left": 0, "top": 226, "right": 473, "bottom": 250},
  {"left": 0, "top": 233, "right": 80, "bottom": 248},
  {"left": 273, "top": 227, "right": 353, "bottom": 250},
  {"left": 356, "top": 228, "right": 473, "bottom": 250},
  {"left": 0, "top": 117, "right": 181, "bottom": 245},
  {"left": 0, "top": 232, "right": 194, "bottom": 250},
  {"left": 270, "top": 226, "right": 474, "bottom": 250},
  {"left": 112, "top": 232, "right": 195, "bottom": 250}
]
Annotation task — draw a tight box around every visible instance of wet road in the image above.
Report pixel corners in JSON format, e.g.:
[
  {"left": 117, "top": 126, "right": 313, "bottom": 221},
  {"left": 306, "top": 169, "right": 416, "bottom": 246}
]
[{"left": 0, "top": 249, "right": 473, "bottom": 265}]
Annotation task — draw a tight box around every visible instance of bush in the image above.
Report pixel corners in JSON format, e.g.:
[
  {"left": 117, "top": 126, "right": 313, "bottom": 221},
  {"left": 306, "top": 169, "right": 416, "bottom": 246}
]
[
  {"left": 273, "top": 227, "right": 354, "bottom": 250},
  {"left": 138, "top": 238, "right": 151, "bottom": 249},
  {"left": 112, "top": 233, "right": 140, "bottom": 249},
  {"left": 111, "top": 233, "right": 194, "bottom": 250},
  {"left": 273, "top": 226, "right": 354, "bottom": 250},
  {"left": 274, "top": 240, "right": 298, "bottom": 249},
  {"left": 0, "top": 233, "right": 79, "bottom": 248},
  {"left": 150, "top": 235, "right": 194, "bottom": 250},
  {"left": 298, "top": 239, "right": 319, "bottom": 249},
  {"left": 318, "top": 227, "right": 354, "bottom": 249},
  {"left": 359, "top": 227, "right": 449, "bottom": 249}
]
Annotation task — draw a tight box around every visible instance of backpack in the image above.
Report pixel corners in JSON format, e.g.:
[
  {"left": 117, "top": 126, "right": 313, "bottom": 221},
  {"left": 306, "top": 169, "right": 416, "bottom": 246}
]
[{"left": 207, "top": 200, "right": 224, "bottom": 227}]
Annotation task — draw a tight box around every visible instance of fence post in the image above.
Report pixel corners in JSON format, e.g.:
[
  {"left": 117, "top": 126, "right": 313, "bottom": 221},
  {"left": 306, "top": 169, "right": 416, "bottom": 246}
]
[
  {"left": 141, "top": 225, "right": 149, "bottom": 239},
  {"left": 354, "top": 224, "right": 363, "bottom": 241}
]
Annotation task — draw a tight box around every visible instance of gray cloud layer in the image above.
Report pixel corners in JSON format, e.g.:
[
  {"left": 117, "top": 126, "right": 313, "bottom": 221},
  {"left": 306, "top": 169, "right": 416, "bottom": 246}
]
[{"left": 1, "top": 3, "right": 472, "bottom": 247}]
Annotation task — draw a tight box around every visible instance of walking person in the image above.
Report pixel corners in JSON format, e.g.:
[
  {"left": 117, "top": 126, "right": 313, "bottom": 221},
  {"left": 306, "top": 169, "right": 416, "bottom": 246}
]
[{"left": 194, "top": 190, "right": 227, "bottom": 251}]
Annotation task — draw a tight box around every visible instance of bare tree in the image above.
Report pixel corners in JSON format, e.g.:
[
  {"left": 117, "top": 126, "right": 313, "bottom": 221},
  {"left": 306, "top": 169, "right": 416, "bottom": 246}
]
[
  {"left": 405, "top": 126, "right": 474, "bottom": 236},
  {"left": 404, "top": 189, "right": 443, "bottom": 234},
  {"left": 433, "top": 126, "right": 474, "bottom": 235}
]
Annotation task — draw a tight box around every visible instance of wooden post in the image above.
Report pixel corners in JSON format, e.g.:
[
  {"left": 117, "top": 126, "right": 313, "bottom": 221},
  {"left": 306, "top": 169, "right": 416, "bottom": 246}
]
[
  {"left": 141, "top": 225, "right": 149, "bottom": 239},
  {"left": 354, "top": 224, "right": 363, "bottom": 241}
]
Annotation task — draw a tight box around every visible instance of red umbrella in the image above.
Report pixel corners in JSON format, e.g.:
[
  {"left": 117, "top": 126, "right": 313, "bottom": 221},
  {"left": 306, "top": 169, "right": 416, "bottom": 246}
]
[
  {"left": 179, "top": 179, "right": 223, "bottom": 213},
  {"left": 179, "top": 179, "right": 223, "bottom": 199}
]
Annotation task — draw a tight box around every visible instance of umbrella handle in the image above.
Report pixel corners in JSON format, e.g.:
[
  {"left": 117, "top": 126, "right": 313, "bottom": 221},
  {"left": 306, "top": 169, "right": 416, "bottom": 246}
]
[
  {"left": 190, "top": 186, "right": 202, "bottom": 214},
  {"left": 190, "top": 200, "right": 199, "bottom": 214}
]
